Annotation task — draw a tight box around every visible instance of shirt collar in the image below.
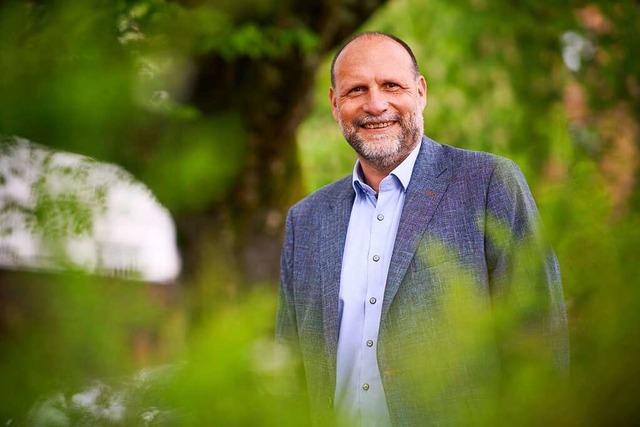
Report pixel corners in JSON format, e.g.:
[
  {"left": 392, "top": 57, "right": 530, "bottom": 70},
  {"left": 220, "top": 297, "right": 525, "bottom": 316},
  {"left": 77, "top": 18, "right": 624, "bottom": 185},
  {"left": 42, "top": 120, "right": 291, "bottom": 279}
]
[{"left": 351, "top": 140, "right": 422, "bottom": 195}]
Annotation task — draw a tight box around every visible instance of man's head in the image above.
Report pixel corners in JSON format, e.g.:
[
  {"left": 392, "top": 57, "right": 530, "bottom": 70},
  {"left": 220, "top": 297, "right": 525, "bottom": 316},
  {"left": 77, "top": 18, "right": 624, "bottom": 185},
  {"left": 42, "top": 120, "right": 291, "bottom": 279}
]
[{"left": 329, "top": 32, "right": 427, "bottom": 173}]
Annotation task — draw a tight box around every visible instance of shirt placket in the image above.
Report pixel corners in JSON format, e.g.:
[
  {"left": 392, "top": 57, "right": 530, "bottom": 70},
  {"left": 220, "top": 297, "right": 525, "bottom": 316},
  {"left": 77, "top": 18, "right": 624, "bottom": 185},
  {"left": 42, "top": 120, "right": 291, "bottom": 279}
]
[{"left": 358, "top": 184, "right": 392, "bottom": 421}]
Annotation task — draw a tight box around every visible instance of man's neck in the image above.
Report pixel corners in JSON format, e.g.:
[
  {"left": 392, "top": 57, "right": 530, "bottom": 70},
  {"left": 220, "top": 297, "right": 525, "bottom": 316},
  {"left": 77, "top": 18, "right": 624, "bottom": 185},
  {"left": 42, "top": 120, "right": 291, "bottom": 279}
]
[{"left": 359, "top": 161, "right": 396, "bottom": 193}]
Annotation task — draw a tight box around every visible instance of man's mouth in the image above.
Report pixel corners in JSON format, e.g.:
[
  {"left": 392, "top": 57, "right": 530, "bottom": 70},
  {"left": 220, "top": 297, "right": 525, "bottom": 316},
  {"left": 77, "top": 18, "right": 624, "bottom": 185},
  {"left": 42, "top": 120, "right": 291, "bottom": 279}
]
[{"left": 362, "top": 121, "right": 394, "bottom": 129}]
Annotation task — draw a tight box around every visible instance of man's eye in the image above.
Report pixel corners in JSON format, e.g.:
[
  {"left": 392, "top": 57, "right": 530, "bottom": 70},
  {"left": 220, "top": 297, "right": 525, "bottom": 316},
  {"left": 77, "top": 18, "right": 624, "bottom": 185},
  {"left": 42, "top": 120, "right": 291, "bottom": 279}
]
[
  {"left": 386, "top": 82, "right": 399, "bottom": 89},
  {"left": 349, "top": 87, "right": 365, "bottom": 94}
]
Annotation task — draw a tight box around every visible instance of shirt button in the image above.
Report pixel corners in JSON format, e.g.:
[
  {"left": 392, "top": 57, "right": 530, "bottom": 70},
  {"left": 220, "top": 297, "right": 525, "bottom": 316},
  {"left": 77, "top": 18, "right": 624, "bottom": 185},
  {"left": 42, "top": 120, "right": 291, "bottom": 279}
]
[
  {"left": 369, "top": 297, "right": 377, "bottom": 304},
  {"left": 372, "top": 255, "right": 380, "bottom": 262},
  {"left": 366, "top": 340, "right": 374, "bottom": 347},
  {"left": 362, "top": 383, "right": 370, "bottom": 391},
  {"left": 377, "top": 214, "right": 384, "bottom": 221}
]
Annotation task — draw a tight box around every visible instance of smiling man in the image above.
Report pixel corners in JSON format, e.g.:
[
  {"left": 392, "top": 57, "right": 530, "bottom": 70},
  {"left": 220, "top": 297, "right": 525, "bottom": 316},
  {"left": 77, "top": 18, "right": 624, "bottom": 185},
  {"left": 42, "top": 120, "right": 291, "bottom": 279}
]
[{"left": 276, "top": 32, "right": 568, "bottom": 426}]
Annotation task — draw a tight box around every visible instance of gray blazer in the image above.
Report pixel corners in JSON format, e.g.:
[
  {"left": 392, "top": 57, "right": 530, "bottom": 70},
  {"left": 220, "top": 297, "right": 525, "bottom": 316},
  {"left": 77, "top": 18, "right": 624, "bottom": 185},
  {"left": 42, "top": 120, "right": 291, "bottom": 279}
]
[{"left": 276, "top": 136, "right": 569, "bottom": 426}]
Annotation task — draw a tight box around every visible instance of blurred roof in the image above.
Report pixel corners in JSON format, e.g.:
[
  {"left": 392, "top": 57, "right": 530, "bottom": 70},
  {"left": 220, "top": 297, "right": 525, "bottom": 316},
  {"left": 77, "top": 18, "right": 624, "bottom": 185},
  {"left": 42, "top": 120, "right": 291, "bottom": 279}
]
[{"left": 0, "top": 136, "right": 181, "bottom": 283}]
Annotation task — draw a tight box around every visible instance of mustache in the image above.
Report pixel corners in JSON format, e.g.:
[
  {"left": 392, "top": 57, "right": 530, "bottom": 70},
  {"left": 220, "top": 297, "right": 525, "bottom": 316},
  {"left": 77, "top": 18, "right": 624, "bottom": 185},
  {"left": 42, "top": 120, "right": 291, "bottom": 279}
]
[{"left": 353, "top": 113, "right": 402, "bottom": 127}]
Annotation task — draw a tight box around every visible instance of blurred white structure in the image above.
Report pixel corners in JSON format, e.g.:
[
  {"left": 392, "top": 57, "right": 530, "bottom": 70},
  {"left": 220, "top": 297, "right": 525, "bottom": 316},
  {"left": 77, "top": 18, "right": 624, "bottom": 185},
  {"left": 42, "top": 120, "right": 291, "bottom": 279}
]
[
  {"left": 561, "top": 31, "right": 595, "bottom": 72},
  {"left": 0, "top": 136, "right": 181, "bottom": 283}
]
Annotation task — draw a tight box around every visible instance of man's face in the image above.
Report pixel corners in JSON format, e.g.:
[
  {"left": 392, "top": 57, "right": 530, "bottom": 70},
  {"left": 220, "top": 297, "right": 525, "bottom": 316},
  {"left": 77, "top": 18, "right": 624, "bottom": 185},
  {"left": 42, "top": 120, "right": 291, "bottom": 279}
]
[{"left": 330, "top": 36, "right": 427, "bottom": 172}]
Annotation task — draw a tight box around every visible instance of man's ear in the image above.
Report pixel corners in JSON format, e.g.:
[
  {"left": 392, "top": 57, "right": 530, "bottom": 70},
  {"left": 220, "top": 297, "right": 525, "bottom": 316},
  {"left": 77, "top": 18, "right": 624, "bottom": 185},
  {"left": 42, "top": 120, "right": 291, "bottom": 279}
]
[
  {"left": 329, "top": 87, "right": 339, "bottom": 122},
  {"left": 417, "top": 76, "right": 427, "bottom": 109}
]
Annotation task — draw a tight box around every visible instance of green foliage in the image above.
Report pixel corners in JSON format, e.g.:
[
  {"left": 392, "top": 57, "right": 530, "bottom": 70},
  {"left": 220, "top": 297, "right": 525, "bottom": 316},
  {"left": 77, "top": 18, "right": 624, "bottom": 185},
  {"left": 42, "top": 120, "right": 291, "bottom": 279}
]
[
  {"left": 164, "top": 289, "right": 304, "bottom": 426},
  {"left": 0, "top": 1, "right": 134, "bottom": 160},
  {"left": 122, "top": 0, "right": 320, "bottom": 59},
  {"left": 0, "top": 273, "right": 176, "bottom": 422},
  {"left": 140, "top": 113, "right": 249, "bottom": 213}
]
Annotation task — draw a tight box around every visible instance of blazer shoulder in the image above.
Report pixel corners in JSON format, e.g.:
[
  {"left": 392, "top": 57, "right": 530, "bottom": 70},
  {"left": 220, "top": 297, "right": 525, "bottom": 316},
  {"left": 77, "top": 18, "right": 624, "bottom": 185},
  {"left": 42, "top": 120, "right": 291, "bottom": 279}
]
[
  {"left": 289, "top": 175, "right": 352, "bottom": 216},
  {"left": 438, "top": 143, "right": 524, "bottom": 182},
  {"left": 442, "top": 143, "right": 503, "bottom": 168}
]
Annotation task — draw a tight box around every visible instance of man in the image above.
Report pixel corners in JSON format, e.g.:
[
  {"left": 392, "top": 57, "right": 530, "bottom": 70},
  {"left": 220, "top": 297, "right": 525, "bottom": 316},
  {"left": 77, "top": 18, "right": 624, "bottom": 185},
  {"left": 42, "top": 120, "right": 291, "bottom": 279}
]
[{"left": 276, "top": 32, "right": 568, "bottom": 426}]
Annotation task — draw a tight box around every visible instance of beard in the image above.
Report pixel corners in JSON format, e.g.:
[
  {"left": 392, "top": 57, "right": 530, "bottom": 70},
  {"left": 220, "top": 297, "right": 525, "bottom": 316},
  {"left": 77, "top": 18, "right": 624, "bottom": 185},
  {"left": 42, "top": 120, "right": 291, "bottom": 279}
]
[{"left": 338, "top": 108, "right": 424, "bottom": 171}]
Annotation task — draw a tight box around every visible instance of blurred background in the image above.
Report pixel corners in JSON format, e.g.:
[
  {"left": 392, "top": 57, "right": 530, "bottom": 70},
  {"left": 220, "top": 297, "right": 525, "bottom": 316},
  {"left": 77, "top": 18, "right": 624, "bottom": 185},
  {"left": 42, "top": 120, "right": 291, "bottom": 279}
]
[{"left": 0, "top": 0, "right": 638, "bottom": 425}]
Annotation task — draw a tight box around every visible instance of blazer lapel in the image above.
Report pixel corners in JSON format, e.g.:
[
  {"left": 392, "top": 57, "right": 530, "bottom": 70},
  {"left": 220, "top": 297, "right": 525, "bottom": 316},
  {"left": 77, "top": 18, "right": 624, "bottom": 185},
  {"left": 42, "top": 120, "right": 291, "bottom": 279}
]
[
  {"left": 382, "top": 137, "right": 452, "bottom": 322},
  {"left": 319, "top": 177, "right": 354, "bottom": 373}
]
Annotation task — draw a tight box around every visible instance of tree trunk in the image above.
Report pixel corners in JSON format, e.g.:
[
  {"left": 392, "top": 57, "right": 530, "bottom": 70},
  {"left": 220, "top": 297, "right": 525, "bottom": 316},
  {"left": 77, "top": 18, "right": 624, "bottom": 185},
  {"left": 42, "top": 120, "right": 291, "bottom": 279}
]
[{"left": 176, "top": 1, "right": 389, "bottom": 294}]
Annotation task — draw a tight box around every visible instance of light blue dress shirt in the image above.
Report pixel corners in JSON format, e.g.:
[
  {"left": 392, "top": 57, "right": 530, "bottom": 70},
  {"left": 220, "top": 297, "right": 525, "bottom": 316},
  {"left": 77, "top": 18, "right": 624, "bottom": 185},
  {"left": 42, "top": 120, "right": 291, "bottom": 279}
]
[{"left": 335, "top": 142, "right": 422, "bottom": 427}]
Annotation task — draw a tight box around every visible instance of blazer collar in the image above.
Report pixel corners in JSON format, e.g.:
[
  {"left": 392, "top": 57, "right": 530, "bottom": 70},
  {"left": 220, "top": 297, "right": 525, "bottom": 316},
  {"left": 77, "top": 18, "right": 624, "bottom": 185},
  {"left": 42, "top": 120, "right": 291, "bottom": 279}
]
[{"left": 382, "top": 136, "right": 451, "bottom": 322}]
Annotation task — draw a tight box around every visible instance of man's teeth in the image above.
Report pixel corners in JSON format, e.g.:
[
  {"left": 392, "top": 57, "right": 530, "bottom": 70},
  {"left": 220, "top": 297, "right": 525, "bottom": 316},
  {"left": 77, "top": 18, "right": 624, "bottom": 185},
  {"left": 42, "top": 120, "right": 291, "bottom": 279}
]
[{"left": 363, "top": 121, "right": 393, "bottom": 129}]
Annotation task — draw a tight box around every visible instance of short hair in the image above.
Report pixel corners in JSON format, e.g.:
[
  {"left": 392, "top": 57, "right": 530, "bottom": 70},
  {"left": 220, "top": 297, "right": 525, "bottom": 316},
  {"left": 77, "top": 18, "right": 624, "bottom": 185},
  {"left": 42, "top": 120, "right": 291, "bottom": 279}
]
[{"left": 330, "top": 32, "right": 420, "bottom": 88}]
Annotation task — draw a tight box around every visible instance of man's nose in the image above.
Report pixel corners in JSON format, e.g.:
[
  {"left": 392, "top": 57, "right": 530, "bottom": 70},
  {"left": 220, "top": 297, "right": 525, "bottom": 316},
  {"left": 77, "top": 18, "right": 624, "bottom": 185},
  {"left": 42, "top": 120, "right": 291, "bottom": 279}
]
[{"left": 363, "top": 89, "right": 388, "bottom": 115}]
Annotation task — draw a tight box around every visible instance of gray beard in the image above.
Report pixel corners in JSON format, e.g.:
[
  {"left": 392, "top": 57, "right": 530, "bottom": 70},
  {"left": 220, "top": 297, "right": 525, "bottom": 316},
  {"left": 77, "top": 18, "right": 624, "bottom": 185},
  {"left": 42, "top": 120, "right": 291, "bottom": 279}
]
[{"left": 339, "top": 110, "right": 423, "bottom": 171}]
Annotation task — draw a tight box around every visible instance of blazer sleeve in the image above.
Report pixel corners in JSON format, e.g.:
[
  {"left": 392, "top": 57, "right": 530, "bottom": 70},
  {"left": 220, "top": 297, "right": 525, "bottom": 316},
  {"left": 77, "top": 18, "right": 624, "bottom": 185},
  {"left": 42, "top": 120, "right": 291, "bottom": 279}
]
[
  {"left": 484, "top": 157, "right": 570, "bottom": 371},
  {"left": 276, "top": 209, "right": 299, "bottom": 351},
  {"left": 274, "top": 209, "right": 312, "bottom": 423}
]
